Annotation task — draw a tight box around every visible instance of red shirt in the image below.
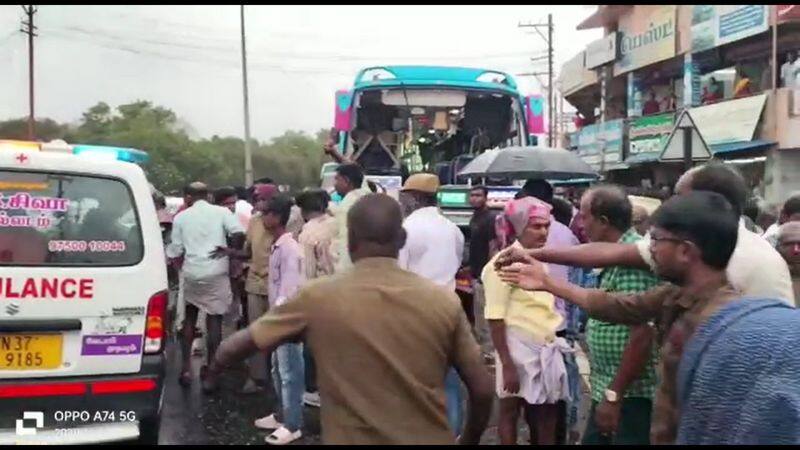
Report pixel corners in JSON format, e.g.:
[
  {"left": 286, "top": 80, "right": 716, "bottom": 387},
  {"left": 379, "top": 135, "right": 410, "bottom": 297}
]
[{"left": 643, "top": 99, "right": 661, "bottom": 115}]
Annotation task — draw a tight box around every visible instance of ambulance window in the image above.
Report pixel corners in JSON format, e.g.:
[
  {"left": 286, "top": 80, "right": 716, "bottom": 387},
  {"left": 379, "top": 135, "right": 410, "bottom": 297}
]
[{"left": 0, "top": 170, "right": 144, "bottom": 266}]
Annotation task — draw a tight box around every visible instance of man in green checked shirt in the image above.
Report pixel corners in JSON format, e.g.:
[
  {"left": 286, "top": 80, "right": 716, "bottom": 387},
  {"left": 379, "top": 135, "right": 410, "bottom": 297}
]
[{"left": 578, "top": 185, "right": 660, "bottom": 445}]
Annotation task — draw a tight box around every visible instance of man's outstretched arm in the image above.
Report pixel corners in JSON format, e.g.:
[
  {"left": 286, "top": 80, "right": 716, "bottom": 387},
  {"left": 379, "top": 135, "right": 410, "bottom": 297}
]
[
  {"left": 495, "top": 242, "right": 649, "bottom": 271},
  {"left": 498, "top": 262, "right": 664, "bottom": 325},
  {"left": 205, "top": 296, "right": 308, "bottom": 389}
]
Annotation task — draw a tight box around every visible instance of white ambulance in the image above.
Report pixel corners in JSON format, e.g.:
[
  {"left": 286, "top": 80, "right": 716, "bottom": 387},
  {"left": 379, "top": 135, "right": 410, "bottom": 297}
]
[{"left": 0, "top": 140, "right": 167, "bottom": 444}]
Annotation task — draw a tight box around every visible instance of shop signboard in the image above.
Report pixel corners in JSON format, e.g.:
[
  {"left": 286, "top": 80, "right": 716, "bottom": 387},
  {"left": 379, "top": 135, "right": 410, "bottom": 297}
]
[
  {"left": 585, "top": 33, "right": 618, "bottom": 69},
  {"left": 575, "top": 119, "right": 624, "bottom": 168},
  {"left": 628, "top": 113, "right": 674, "bottom": 156},
  {"left": 614, "top": 5, "right": 676, "bottom": 76},
  {"left": 688, "top": 93, "right": 768, "bottom": 146},
  {"left": 692, "top": 5, "right": 768, "bottom": 53}
]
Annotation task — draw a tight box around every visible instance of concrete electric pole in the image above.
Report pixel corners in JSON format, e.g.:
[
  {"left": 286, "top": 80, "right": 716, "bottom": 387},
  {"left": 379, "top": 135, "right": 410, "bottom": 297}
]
[
  {"left": 240, "top": 4, "right": 254, "bottom": 186},
  {"left": 518, "top": 14, "right": 555, "bottom": 147},
  {"left": 21, "top": 5, "right": 37, "bottom": 140}
]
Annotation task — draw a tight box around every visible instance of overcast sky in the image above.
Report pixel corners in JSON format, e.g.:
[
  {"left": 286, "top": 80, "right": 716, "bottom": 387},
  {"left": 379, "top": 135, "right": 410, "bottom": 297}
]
[{"left": 0, "top": 5, "right": 601, "bottom": 141}]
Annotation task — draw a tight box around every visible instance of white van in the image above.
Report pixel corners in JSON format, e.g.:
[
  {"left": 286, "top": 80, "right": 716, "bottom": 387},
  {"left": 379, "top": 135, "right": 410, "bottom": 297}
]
[{"left": 0, "top": 142, "right": 167, "bottom": 444}]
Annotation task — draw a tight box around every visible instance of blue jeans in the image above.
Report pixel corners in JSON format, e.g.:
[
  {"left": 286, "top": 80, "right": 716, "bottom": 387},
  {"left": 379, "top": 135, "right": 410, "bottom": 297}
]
[
  {"left": 271, "top": 343, "right": 305, "bottom": 432},
  {"left": 445, "top": 368, "right": 463, "bottom": 436}
]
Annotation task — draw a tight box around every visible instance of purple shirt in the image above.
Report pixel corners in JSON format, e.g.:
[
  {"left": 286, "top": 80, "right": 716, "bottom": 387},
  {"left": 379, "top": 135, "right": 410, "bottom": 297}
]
[
  {"left": 545, "top": 218, "right": 580, "bottom": 330},
  {"left": 267, "top": 232, "right": 303, "bottom": 308}
]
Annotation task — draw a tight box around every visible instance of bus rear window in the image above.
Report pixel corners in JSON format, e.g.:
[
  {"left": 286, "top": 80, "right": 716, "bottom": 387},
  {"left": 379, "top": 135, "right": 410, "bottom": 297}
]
[{"left": 0, "top": 170, "right": 143, "bottom": 266}]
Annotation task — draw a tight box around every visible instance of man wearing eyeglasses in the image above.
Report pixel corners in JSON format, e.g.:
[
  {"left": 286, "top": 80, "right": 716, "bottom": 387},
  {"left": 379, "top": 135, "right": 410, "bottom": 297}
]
[{"left": 497, "top": 191, "right": 742, "bottom": 444}]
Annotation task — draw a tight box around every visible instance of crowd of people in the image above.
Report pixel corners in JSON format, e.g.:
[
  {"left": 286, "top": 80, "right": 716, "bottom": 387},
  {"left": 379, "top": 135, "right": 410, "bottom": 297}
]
[{"left": 160, "top": 147, "right": 800, "bottom": 444}]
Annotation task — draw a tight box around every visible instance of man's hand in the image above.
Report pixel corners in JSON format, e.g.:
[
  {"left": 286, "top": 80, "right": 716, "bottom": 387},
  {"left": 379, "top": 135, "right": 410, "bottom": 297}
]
[
  {"left": 209, "top": 246, "right": 232, "bottom": 259},
  {"left": 498, "top": 261, "right": 548, "bottom": 291},
  {"left": 594, "top": 399, "right": 622, "bottom": 436},
  {"left": 493, "top": 245, "right": 536, "bottom": 270},
  {"left": 501, "top": 363, "right": 520, "bottom": 394}
]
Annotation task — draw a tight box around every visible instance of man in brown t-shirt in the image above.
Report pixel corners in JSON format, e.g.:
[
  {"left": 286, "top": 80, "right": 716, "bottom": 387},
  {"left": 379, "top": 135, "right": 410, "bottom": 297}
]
[
  {"left": 498, "top": 191, "right": 743, "bottom": 444},
  {"left": 204, "top": 193, "right": 493, "bottom": 444}
]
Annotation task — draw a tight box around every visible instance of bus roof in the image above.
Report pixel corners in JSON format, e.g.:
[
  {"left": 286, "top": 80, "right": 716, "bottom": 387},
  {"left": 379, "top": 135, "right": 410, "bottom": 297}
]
[{"left": 353, "top": 65, "right": 520, "bottom": 95}]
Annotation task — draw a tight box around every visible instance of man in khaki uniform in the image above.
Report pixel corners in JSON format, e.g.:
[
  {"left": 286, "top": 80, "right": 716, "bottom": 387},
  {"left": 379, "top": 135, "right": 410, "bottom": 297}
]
[
  {"left": 219, "top": 184, "right": 277, "bottom": 393},
  {"left": 205, "top": 194, "right": 493, "bottom": 444}
]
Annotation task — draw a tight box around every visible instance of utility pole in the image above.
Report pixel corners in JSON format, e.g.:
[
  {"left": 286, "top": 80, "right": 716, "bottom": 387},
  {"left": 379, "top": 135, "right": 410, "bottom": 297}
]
[
  {"left": 547, "top": 13, "right": 553, "bottom": 148},
  {"left": 519, "top": 15, "right": 554, "bottom": 146},
  {"left": 240, "top": 4, "right": 254, "bottom": 186},
  {"left": 21, "top": 5, "right": 37, "bottom": 141}
]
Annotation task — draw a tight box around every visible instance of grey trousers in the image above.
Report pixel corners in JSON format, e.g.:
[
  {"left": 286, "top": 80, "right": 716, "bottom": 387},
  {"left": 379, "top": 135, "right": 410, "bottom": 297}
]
[{"left": 246, "top": 292, "right": 269, "bottom": 382}]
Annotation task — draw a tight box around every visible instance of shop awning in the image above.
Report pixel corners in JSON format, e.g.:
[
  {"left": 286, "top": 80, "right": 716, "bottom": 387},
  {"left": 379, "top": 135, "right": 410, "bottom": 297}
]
[
  {"left": 550, "top": 178, "right": 597, "bottom": 186},
  {"left": 604, "top": 162, "right": 630, "bottom": 171},
  {"left": 625, "top": 152, "right": 661, "bottom": 165},
  {"left": 576, "top": 5, "right": 632, "bottom": 30},
  {"left": 710, "top": 139, "right": 775, "bottom": 155}
]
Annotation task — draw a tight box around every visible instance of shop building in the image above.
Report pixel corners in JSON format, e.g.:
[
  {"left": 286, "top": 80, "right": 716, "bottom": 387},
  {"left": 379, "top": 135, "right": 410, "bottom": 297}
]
[{"left": 559, "top": 5, "right": 800, "bottom": 205}]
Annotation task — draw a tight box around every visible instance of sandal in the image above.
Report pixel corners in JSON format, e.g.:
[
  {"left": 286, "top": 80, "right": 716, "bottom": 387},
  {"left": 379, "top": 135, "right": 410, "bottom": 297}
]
[
  {"left": 178, "top": 371, "right": 192, "bottom": 387},
  {"left": 265, "top": 426, "right": 302, "bottom": 445}
]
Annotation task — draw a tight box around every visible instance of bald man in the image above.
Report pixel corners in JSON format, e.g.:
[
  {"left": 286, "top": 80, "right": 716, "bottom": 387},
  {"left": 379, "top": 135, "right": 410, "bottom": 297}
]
[
  {"left": 168, "top": 181, "right": 245, "bottom": 387},
  {"left": 204, "top": 194, "right": 493, "bottom": 445},
  {"left": 777, "top": 222, "right": 800, "bottom": 305},
  {"left": 631, "top": 205, "right": 650, "bottom": 236}
]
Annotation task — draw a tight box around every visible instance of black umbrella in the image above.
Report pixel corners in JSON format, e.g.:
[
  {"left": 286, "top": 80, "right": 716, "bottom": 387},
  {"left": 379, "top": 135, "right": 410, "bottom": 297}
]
[{"left": 457, "top": 146, "right": 599, "bottom": 180}]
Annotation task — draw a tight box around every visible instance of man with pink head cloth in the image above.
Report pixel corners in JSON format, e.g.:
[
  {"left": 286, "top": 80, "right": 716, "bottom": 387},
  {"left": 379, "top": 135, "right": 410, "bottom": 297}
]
[{"left": 484, "top": 196, "right": 573, "bottom": 445}]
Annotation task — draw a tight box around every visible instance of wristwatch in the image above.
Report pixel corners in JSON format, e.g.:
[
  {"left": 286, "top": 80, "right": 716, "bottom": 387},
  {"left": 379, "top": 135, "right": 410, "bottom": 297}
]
[{"left": 604, "top": 389, "right": 619, "bottom": 403}]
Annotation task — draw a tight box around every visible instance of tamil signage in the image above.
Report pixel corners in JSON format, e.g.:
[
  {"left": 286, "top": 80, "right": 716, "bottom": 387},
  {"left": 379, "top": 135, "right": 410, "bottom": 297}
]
[
  {"left": 688, "top": 94, "right": 768, "bottom": 146},
  {"left": 585, "top": 32, "right": 618, "bottom": 69},
  {"left": 628, "top": 113, "right": 674, "bottom": 156},
  {"left": 575, "top": 119, "right": 624, "bottom": 169},
  {"left": 692, "top": 5, "right": 768, "bottom": 53},
  {"left": 614, "top": 5, "right": 676, "bottom": 76},
  {"left": 558, "top": 51, "right": 598, "bottom": 96}
]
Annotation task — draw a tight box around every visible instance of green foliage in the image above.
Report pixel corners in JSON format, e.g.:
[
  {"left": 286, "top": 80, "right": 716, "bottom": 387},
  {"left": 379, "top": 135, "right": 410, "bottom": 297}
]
[{"left": 0, "top": 101, "right": 328, "bottom": 193}]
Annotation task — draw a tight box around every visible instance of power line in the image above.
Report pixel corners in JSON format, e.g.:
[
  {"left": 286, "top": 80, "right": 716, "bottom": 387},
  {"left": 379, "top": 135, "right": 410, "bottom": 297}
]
[
  {"left": 47, "top": 24, "right": 541, "bottom": 63},
  {"left": 0, "top": 29, "right": 19, "bottom": 44},
  {"left": 42, "top": 30, "right": 358, "bottom": 75}
]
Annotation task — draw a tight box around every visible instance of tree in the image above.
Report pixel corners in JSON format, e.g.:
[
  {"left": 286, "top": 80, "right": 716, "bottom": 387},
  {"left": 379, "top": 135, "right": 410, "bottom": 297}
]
[
  {"left": 0, "top": 117, "right": 68, "bottom": 141},
  {"left": 0, "top": 102, "right": 330, "bottom": 193}
]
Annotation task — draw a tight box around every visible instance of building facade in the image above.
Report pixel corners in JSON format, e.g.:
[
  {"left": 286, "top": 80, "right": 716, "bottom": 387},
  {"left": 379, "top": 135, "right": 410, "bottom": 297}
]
[{"left": 559, "top": 5, "right": 800, "bottom": 206}]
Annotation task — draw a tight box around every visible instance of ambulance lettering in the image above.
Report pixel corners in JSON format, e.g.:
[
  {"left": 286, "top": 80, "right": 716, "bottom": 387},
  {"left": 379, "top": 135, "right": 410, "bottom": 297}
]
[{"left": 0, "top": 277, "right": 94, "bottom": 300}]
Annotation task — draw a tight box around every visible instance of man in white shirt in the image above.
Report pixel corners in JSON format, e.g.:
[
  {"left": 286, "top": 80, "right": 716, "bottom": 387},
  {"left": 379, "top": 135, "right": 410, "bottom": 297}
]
[
  {"left": 397, "top": 173, "right": 466, "bottom": 437},
  {"left": 494, "top": 163, "right": 795, "bottom": 305},
  {"left": 398, "top": 174, "right": 464, "bottom": 291},
  {"left": 167, "top": 182, "right": 246, "bottom": 387}
]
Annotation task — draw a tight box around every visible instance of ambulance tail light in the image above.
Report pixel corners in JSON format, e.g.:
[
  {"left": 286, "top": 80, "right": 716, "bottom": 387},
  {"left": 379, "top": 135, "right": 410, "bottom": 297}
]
[
  {"left": 144, "top": 291, "right": 168, "bottom": 354},
  {"left": 0, "top": 140, "right": 41, "bottom": 152}
]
